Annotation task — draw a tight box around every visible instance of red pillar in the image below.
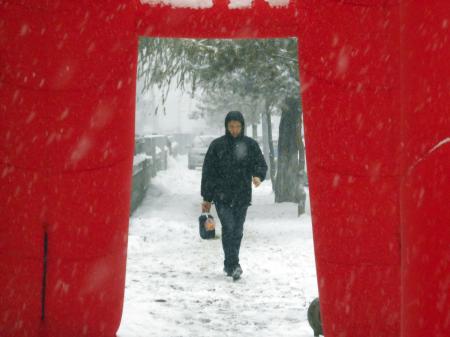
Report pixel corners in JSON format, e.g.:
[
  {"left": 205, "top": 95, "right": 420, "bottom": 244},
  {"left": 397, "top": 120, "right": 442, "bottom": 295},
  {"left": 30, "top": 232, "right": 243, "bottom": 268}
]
[
  {"left": 400, "top": 2, "right": 450, "bottom": 336},
  {"left": 0, "top": 2, "right": 137, "bottom": 336},
  {"left": 298, "top": 1, "right": 401, "bottom": 336}
]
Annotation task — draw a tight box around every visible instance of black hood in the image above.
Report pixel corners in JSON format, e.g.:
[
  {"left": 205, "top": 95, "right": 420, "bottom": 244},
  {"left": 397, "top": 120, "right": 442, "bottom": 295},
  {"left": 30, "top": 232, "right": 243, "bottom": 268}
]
[{"left": 224, "top": 111, "right": 245, "bottom": 138}]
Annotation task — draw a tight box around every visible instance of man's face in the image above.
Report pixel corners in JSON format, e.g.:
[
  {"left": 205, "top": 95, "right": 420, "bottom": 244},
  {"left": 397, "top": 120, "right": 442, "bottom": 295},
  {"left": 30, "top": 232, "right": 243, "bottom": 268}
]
[{"left": 227, "top": 120, "right": 242, "bottom": 138}]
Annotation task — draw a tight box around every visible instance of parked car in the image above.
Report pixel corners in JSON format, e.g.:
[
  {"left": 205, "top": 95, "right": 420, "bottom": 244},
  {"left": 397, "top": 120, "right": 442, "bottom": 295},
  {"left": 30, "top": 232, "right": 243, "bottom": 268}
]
[{"left": 188, "top": 135, "right": 216, "bottom": 170}]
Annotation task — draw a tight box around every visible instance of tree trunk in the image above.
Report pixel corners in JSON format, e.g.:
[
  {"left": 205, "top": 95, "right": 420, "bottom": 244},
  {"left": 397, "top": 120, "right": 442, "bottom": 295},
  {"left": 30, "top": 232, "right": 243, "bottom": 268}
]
[
  {"left": 274, "top": 96, "right": 304, "bottom": 210},
  {"left": 260, "top": 100, "right": 270, "bottom": 179},
  {"left": 259, "top": 97, "right": 276, "bottom": 189},
  {"left": 265, "top": 100, "right": 276, "bottom": 186},
  {"left": 296, "top": 106, "right": 306, "bottom": 215},
  {"left": 250, "top": 102, "right": 259, "bottom": 139}
]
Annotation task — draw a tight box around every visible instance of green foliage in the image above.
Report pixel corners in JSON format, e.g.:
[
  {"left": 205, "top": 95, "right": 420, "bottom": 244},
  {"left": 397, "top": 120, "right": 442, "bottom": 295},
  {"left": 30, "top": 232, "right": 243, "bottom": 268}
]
[
  {"left": 138, "top": 37, "right": 300, "bottom": 120},
  {"left": 192, "top": 88, "right": 260, "bottom": 130}
]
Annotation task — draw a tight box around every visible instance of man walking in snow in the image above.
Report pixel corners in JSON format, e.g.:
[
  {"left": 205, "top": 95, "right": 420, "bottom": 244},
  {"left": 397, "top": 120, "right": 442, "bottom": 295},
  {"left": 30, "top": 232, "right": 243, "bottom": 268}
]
[{"left": 201, "top": 111, "right": 268, "bottom": 280}]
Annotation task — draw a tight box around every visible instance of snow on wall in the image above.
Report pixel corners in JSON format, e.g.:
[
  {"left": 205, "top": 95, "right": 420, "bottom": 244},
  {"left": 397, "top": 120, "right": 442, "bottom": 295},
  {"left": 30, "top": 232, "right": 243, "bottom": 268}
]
[
  {"left": 140, "top": 0, "right": 289, "bottom": 9},
  {"left": 140, "top": 0, "right": 213, "bottom": 8},
  {"left": 229, "top": 0, "right": 253, "bottom": 9},
  {"left": 264, "top": 0, "right": 290, "bottom": 8}
]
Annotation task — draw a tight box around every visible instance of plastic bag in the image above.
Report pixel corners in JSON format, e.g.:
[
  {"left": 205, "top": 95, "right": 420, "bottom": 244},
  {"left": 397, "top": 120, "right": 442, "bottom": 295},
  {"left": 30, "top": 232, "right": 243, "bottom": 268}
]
[{"left": 199, "top": 213, "right": 216, "bottom": 239}]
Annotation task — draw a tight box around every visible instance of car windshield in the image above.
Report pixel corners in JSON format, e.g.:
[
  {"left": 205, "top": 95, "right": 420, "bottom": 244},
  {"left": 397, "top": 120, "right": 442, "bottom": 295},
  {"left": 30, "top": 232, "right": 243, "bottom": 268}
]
[{"left": 193, "top": 136, "right": 215, "bottom": 148}]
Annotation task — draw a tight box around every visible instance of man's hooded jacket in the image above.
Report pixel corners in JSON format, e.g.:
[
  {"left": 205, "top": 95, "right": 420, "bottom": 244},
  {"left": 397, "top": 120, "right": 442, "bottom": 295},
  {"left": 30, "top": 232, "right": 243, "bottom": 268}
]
[{"left": 201, "top": 111, "right": 268, "bottom": 207}]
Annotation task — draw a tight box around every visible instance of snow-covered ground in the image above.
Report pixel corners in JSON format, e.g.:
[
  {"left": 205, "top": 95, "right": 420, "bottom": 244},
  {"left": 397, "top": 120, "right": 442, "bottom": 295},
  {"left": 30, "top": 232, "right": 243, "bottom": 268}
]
[{"left": 117, "top": 155, "right": 318, "bottom": 337}]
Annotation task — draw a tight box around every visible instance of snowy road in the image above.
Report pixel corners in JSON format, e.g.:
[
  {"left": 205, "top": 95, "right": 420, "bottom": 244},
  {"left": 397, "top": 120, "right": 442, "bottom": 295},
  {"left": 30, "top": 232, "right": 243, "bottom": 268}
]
[{"left": 117, "top": 155, "right": 318, "bottom": 337}]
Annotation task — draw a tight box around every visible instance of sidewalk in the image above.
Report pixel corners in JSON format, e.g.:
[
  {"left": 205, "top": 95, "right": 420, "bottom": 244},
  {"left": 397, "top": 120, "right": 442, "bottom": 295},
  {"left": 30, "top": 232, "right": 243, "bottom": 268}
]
[{"left": 118, "top": 155, "right": 318, "bottom": 337}]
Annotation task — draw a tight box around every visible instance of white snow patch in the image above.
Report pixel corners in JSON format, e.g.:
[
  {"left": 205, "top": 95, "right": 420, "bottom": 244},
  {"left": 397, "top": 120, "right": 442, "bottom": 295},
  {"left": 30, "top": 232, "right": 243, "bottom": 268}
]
[
  {"left": 118, "top": 155, "right": 317, "bottom": 337},
  {"left": 229, "top": 0, "right": 253, "bottom": 9},
  {"left": 133, "top": 153, "right": 151, "bottom": 167},
  {"left": 265, "top": 0, "right": 290, "bottom": 7},
  {"left": 140, "top": 0, "right": 289, "bottom": 8}
]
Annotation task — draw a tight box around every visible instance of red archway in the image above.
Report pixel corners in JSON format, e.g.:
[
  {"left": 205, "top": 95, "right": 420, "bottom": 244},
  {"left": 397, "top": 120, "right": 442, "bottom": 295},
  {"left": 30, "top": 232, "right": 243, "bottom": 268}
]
[{"left": 0, "top": 1, "right": 448, "bottom": 337}]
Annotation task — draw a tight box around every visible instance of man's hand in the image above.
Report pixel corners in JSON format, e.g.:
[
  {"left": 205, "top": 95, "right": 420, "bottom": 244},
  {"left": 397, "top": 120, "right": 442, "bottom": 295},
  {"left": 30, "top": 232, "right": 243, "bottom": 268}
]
[
  {"left": 252, "top": 176, "right": 262, "bottom": 188},
  {"left": 201, "top": 201, "right": 212, "bottom": 213}
]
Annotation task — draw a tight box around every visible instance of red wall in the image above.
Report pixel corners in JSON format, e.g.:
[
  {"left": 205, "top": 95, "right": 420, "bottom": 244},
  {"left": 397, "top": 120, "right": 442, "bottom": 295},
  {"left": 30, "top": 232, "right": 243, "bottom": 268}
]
[
  {"left": 400, "top": 2, "right": 450, "bottom": 336},
  {"left": 1, "top": 2, "right": 137, "bottom": 336},
  {"left": 299, "top": 2, "right": 402, "bottom": 335}
]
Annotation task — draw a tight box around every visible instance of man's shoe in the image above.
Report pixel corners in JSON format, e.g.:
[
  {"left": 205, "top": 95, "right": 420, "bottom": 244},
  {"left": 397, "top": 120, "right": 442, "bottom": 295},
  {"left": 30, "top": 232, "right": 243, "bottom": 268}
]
[
  {"left": 231, "top": 264, "right": 243, "bottom": 281},
  {"left": 223, "top": 267, "right": 233, "bottom": 277}
]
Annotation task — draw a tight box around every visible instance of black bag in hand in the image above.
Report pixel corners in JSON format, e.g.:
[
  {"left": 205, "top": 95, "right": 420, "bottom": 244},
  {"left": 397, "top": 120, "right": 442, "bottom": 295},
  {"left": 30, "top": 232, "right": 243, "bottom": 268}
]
[{"left": 199, "top": 213, "right": 215, "bottom": 239}]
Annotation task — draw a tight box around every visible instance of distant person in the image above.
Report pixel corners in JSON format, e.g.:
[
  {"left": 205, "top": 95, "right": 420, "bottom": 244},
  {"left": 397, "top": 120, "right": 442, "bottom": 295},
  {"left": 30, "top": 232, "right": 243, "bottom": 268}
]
[{"left": 201, "top": 111, "right": 268, "bottom": 280}]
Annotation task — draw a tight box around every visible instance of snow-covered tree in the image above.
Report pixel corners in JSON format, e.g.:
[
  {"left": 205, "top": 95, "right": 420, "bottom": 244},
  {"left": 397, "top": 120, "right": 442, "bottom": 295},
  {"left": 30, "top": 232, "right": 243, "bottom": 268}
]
[{"left": 138, "top": 38, "right": 305, "bottom": 212}]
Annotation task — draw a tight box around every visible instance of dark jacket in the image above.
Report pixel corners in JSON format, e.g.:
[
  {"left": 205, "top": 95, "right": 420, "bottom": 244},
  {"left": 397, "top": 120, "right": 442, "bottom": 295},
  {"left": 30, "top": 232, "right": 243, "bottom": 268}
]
[{"left": 201, "top": 111, "right": 268, "bottom": 207}]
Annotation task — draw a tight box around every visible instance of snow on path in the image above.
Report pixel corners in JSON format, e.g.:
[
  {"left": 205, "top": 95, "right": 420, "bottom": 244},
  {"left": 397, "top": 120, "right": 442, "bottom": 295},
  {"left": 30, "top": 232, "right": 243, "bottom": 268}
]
[{"left": 118, "top": 155, "right": 318, "bottom": 337}]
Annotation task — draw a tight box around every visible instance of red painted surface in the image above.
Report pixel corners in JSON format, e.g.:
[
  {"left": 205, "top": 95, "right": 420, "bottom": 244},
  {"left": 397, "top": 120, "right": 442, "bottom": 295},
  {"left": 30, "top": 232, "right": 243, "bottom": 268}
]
[
  {"left": 0, "top": 1, "right": 447, "bottom": 336},
  {"left": 400, "top": 2, "right": 450, "bottom": 336},
  {"left": 299, "top": 2, "right": 402, "bottom": 335},
  {"left": 0, "top": 2, "right": 136, "bottom": 336}
]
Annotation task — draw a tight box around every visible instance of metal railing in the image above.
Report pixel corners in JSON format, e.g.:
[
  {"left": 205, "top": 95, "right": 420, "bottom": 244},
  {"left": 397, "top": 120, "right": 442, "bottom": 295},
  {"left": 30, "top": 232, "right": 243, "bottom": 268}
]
[{"left": 130, "top": 135, "right": 170, "bottom": 214}]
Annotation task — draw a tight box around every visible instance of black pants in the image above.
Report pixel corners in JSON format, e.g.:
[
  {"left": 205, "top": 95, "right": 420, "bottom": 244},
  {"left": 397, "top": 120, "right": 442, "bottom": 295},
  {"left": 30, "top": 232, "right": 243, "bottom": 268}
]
[{"left": 215, "top": 202, "right": 248, "bottom": 270}]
